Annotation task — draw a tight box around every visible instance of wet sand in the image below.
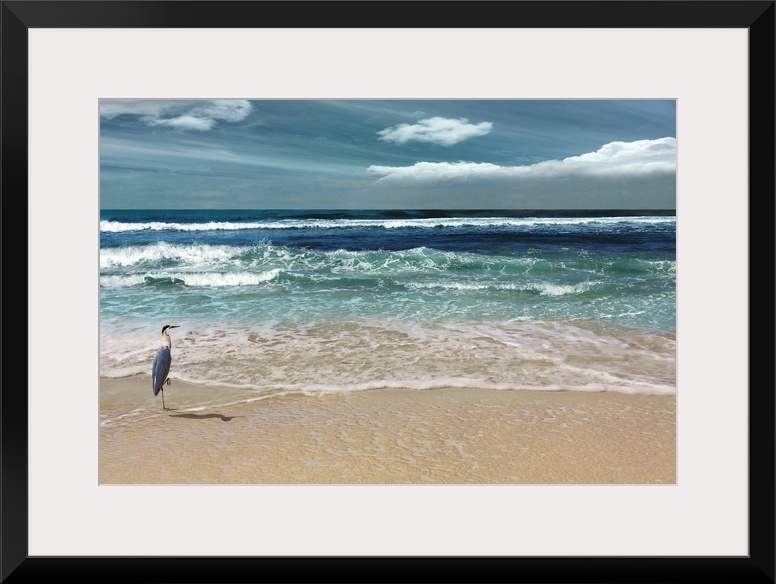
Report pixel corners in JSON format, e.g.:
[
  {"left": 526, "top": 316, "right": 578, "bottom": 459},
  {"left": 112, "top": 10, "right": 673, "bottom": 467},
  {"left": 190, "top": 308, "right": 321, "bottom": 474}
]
[{"left": 99, "top": 377, "right": 676, "bottom": 484}]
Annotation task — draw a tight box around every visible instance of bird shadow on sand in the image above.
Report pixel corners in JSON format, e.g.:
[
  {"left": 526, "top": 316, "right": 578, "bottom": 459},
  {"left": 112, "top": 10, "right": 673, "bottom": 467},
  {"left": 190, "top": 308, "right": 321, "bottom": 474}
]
[{"left": 168, "top": 413, "right": 238, "bottom": 422}]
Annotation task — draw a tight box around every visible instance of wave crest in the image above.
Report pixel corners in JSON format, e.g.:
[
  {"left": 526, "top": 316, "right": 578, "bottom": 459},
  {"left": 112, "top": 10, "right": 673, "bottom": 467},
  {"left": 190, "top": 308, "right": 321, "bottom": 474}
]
[{"left": 101, "top": 215, "right": 676, "bottom": 233}]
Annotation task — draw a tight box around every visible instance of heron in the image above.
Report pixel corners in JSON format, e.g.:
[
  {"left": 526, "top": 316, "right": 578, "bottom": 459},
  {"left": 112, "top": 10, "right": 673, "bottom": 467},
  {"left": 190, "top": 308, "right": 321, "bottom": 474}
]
[{"left": 152, "top": 325, "right": 180, "bottom": 411}]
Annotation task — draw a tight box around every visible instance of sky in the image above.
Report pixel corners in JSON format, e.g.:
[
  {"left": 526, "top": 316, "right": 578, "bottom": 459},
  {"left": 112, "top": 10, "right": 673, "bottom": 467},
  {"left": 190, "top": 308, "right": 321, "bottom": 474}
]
[{"left": 99, "top": 99, "right": 676, "bottom": 210}]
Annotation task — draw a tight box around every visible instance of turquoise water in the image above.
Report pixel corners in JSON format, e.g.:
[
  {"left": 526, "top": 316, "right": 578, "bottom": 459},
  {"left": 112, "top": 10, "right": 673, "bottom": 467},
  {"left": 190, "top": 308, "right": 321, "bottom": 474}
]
[{"left": 100, "top": 210, "right": 676, "bottom": 395}]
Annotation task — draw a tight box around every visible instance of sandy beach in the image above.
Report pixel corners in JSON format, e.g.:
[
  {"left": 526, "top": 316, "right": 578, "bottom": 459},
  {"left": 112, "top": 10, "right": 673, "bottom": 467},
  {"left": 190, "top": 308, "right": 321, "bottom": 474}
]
[{"left": 99, "top": 377, "right": 675, "bottom": 485}]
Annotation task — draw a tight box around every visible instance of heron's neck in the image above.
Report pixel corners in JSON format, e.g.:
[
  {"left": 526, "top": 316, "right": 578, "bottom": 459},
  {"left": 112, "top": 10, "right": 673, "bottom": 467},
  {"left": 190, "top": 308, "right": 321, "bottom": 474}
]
[{"left": 163, "top": 335, "right": 172, "bottom": 349}]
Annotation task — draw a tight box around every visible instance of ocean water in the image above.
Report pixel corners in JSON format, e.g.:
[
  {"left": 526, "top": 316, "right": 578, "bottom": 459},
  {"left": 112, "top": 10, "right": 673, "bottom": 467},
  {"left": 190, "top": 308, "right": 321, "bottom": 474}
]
[{"left": 99, "top": 210, "right": 676, "bottom": 396}]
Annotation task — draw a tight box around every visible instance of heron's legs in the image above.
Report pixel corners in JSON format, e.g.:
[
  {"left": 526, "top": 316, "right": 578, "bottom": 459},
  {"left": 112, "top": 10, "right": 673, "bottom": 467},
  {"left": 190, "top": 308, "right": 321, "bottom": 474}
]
[{"left": 162, "top": 379, "right": 172, "bottom": 410}]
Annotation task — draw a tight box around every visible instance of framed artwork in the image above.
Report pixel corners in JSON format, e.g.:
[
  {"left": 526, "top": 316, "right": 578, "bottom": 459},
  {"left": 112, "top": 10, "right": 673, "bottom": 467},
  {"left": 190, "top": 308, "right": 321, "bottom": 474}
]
[{"left": 5, "top": 1, "right": 773, "bottom": 582}]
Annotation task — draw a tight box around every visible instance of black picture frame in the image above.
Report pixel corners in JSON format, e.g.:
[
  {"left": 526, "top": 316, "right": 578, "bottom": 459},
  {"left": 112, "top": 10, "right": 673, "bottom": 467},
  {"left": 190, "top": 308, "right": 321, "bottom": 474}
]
[{"left": 2, "top": 2, "right": 773, "bottom": 582}]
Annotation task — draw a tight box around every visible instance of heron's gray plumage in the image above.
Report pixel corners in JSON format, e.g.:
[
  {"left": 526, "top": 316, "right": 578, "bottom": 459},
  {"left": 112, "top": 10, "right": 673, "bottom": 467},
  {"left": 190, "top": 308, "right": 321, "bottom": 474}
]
[
  {"left": 151, "top": 325, "right": 179, "bottom": 407},
  {"left": 152, "top": 345, "right": 171, "bottom": 396}
]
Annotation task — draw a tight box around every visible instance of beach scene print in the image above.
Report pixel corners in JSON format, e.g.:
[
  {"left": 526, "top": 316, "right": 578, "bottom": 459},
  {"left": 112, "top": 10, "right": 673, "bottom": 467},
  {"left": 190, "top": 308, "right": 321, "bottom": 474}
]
[{"left": 99, "top": 100, "right": 676, "bottom": 484}]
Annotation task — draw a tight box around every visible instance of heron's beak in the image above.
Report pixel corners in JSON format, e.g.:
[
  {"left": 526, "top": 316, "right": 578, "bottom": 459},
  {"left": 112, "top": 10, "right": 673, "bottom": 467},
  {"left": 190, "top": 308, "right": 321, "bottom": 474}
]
[{"left": 170, "top": 326, "right": 180, "bottom": 329}]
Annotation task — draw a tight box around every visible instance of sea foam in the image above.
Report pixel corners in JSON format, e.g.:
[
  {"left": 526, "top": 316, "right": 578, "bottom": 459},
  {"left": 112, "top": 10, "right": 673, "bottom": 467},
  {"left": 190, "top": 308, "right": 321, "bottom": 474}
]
[{"left": 101, "top": 215, "right": 675, "bottom": 233}]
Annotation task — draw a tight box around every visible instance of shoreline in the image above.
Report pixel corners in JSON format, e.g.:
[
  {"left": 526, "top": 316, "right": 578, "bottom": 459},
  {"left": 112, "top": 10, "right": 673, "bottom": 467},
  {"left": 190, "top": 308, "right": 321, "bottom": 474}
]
[{"left": 100, "top": 376, "right": 676, "bottom": 485}]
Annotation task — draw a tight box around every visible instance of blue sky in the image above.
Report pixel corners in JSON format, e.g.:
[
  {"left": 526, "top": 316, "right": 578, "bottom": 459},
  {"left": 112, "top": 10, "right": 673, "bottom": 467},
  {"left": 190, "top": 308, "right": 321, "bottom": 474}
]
[{"left": 100, "top": 99, "right": 676, "bottom": 209}]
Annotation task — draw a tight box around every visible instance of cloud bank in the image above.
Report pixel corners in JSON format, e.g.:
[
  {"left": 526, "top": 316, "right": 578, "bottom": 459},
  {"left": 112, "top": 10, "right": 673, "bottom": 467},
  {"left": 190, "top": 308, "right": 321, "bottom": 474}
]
[
  {"left": 377, "top": 117, "right": 493, "bottom": 146},
  {"left": 367, "top": 137, "right": 676, "bottom": 182},
  {"left": 100, "top": 100, "right": 253, "bottom": 131}
]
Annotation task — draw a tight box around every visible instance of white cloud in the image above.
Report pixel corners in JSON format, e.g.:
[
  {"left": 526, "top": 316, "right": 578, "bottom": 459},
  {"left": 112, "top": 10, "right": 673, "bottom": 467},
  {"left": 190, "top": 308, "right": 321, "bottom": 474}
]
[
  {"left": 541, "top": 137, "right": 676, "bottom": 175},
  {"left": 189, "top": 101, "right": 253, "bottom": 123},
  {"left": 100, "top": 100, "right": 252, "bottom": 131},
  {"left": 144, "top": 114, "right": 216, "bottom": 131},
  {"left": 377, "top": 116, "right": 493, "bottom": 146},
  {"left": 368, "top": 161, "right": 510, "bottom": 181},
  {"left": 368, "top": 137, "right": 676, "bottom": 182}
]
